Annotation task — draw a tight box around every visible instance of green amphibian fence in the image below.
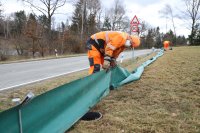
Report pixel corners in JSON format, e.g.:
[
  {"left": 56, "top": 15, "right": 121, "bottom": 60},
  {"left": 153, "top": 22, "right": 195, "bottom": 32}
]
[{"left": 0, "top": 50, "right": 164, "bottom": 133}]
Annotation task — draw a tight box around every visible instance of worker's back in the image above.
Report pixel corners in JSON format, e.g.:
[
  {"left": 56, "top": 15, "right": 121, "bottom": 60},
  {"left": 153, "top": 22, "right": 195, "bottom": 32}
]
[{"left": 163, "top": 41, "right": 170, "bottom": 49}]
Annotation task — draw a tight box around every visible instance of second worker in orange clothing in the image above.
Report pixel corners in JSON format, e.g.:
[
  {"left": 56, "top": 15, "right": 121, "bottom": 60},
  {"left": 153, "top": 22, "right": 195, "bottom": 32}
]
[{"left": 86, "top": 31, "right": 141, "bottom": 74}]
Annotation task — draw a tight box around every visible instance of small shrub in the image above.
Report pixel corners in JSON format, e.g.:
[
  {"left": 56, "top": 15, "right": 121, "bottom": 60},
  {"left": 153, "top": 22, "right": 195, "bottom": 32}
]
[{"left": 0, "top": 53, "right": 8, "bottom": 61}]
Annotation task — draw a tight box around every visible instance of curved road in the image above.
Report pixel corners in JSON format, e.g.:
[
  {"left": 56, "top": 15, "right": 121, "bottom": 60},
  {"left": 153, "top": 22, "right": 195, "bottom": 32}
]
[{"left": 0, "top": 49, "right": 152, "bottom": 91}]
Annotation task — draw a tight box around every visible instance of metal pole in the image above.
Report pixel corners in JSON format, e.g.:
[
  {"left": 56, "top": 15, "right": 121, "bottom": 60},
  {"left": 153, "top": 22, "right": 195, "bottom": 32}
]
[
  {"left": 132, "top": 47, "right": 134, "bottom": 62},
  {"left": 18, "top": 109, "right": 23, "bottom": 133}
]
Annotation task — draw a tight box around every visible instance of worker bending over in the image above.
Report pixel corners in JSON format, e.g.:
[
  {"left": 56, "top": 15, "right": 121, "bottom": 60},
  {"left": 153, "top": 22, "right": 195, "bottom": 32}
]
[{"left": 86, "top": 31, "right": 140, "bottom": 74}]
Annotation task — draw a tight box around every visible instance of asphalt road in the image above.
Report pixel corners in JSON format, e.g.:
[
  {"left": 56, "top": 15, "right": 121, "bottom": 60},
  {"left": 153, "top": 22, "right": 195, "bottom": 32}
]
[{"left": 0, "top": 49, "right": 152, "bottom": 91}]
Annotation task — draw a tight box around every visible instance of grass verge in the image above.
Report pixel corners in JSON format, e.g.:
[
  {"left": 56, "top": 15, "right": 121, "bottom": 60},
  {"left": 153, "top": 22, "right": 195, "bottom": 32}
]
[
  {"left": 0, "top": 53, "right": 86, "bottom": 64},
  {"left": 1, "top": 47, "right": 199, "bottom": 133},
  {"left": 68, "top": 46, "right": 200, "bottom": 133}
]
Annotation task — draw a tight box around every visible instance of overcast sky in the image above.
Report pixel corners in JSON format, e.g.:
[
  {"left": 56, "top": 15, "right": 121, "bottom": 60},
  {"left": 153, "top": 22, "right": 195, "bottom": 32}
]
[{"left": 1, "top": 0, "right": 190, "bottom": 37}]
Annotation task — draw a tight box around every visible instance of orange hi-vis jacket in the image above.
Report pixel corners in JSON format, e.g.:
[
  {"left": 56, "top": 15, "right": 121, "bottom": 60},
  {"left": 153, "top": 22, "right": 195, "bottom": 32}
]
[
  {"left": 87, "top": 31, "right": 129, "bottom": 74},
  {"left": 90, "top": 31, "right": 129, "bottom": 58},
  {"left": 163, "top": 41, "right": 170, "bottom": 49}
]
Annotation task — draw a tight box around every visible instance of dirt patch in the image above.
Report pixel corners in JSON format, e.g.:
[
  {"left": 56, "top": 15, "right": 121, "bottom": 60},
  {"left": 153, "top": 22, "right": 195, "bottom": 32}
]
[{"left": 68, "top": 46, "right": 200, "bottom": 133}]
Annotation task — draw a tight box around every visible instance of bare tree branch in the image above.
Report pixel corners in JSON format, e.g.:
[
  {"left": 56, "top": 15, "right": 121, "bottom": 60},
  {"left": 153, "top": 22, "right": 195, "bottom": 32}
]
[
  {"left": 181, "top": 0, "right": 200, "bottom": 45},
  {"left": 21, "top": 0, "right": 47, "bottom": 15},
  {"left": 21, "top": 0, "right": 68, "bottom": 30}
]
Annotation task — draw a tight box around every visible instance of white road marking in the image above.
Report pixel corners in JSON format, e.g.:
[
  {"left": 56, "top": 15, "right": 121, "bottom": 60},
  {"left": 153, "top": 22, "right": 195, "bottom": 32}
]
[{"left": 0, "top": 67, "right": 89, "bottom": 91}]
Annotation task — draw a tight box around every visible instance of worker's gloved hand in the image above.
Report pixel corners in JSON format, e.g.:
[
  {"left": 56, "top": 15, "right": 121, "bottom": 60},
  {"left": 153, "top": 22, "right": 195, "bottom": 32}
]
[
  {"left": 103, "top": 56, "right": 112, "bottom": 71},
  {"left": 102, "top": 60, "right": 110, "bottom": 70},
  {"left": 110, "top": 58, "right": 117, "bottom": 68}
]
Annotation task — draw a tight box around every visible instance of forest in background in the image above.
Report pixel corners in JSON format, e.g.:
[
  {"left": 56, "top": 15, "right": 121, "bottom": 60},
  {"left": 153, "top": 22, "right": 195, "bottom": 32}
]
[{"left": 0, "top": 0, "right": 199, "bottom": 61}]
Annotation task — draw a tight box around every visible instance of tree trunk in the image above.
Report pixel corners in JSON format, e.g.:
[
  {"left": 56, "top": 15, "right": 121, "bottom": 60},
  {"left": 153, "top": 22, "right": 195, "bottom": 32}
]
[{"left": 32, "top": 39, "right": 35, "bottom": 58}]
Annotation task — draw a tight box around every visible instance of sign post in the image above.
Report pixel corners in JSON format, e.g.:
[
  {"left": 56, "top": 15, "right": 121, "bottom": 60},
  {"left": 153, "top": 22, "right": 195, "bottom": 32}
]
[{"left": 130, "top": 15, "right": 140, "bottom": 61}]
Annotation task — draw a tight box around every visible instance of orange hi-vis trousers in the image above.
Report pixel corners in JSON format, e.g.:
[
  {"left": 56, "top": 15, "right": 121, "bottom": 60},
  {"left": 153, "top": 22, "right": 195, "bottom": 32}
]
[
  {"left": 88, "top": 45, "right": 104, "bottom": 75},
  {"left": 163, "top": 41, "right": 170, "bottom": 49}
]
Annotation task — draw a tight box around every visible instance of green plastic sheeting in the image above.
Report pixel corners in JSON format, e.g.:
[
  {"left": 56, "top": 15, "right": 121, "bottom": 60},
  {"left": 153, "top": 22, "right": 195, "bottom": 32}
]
[
  {"left": 0, "top": 71, "right": 111, "bottom": 133},
  {"left": 116, "top": 50, "right": 164, "bottom": 87},
  {"left": 0, "top": 50, "right": 163, "bottom": 133}
]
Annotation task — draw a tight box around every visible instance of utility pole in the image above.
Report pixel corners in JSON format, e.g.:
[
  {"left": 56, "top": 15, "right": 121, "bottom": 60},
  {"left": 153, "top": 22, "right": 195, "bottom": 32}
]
[{"left": 166, "top": 16, "right": 168, "bottom": 33}]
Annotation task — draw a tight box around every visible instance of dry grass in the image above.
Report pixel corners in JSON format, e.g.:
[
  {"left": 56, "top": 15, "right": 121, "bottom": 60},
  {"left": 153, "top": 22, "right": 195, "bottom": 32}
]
[
  {"left": 1, "top": 47, "right": 199, "bottom": 133},
  {"left": 68, "top": 46, "right": 200, "bottom": 133},
  {"left": 0, "top": 53, "right": 86, "bottom": 64}
]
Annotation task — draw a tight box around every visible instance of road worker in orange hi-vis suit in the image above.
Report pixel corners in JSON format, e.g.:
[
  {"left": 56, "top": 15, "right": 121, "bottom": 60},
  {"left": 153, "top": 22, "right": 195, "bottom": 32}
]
[
  {"left": 86, "top": 31, "right": 141, "bottom": 74},
  {"left": 163, "top": 41, "right": 170, "bottom": 50}
]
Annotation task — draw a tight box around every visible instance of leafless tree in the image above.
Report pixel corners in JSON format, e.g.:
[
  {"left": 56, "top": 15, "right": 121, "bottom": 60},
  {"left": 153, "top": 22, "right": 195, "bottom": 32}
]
[
  {"left": 0, "top": 41, "right": 10, "bottom": 61},
  {"left": 57, "top": 22, "right": 66, "bottom": 54},
  {"left": 87, "top": 0, "right": 101, "bottom": 15},
  {"left": 3, "top": 17, "right": 11, "bottom": 39},
  {"left": 21, "top": 0, "right": 67, "bottom": 32},
  {"left": 26, "top": 14, "right": 42, "bottom": 57},
  {"left": 12, "top": 35, "right": 27, "bottom": 56},
  {"left": 87, "top": 0, "right": 101, "bottom": 34},
  {"left": 96, "top": 9, "right": 102, "bottom": 30},
  {"left": 139, "top": 20, "right": 150, "bottom": 37},
  {"left": 0, "top": 1, "right": 6, "bottom": 60},
  {"left": 167, "top": 5, "right": 176, "bottom": 37},
  {"left": 181, "top": 0, "right": 200, "bottom": 45},
  {"left": 0, "top": 2, "right": 5, "bottom": 38},
  {"left": 159, "top": 4, "right": 177, "bottom": 44},
  {"left": 80, "top": 0, "right": 86, "bottom": 42},
  {"left": 0, "top": 2, "right": 10, "bottom": 60},
  {"left": 70, "top": 0, "right": 101, "bottom": 52},
  {"left": 0, "top": 2, "right": 2, "bottom": 17},
  {"left": 119, "top": 16, "right": 130, "bottom": 32},
  {"left": 109, "top": 0, "right": 126, "bottom": 30},
  {"left": 20, "top": 0, "right": 68, "bottom": 54}
]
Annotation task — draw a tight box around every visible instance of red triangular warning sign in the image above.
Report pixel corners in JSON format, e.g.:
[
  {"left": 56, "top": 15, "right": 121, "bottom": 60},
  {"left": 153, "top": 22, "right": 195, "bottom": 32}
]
[
  {"left": 130, "top": 15, "right": 140, "bottom": 25},
  {"left": 130, "top": 25, "right": 139, "bottom": 32}
]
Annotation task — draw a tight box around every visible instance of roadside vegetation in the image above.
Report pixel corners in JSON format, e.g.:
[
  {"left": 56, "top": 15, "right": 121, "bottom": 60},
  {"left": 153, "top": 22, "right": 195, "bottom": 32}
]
[
  {"left": 67, "top": 46, "right": 200, "bottom": 133},
  {"left": 0, "top": 0, "right": 191, "bottom": 62},
  {"left": 0, "top": 53, "right": 86, "bottom": 64}
]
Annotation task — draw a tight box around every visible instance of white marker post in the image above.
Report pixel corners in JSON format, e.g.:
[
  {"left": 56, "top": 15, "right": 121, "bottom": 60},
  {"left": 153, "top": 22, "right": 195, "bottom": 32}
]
[
  {"left": 120, "top": 53, "right": 124, "bottom": 63},
  {"left": 55, "top": 49, "right": 58, "bottom": 57},
  {"left": 132, "top": 47, "right": 134, "bottom": 62},
  {"left": 152, "top": 47, "right": 155, "bottom": 53}
]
